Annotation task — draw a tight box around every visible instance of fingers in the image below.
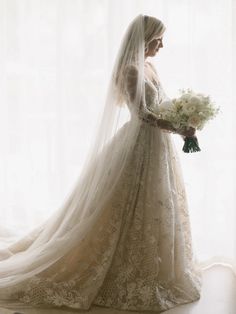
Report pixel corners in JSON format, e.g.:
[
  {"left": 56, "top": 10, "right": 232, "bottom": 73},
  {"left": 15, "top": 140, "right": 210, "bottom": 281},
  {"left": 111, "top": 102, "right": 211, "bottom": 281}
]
[{"left": 185, "top": 127, "right": 196, "bottom": 137}]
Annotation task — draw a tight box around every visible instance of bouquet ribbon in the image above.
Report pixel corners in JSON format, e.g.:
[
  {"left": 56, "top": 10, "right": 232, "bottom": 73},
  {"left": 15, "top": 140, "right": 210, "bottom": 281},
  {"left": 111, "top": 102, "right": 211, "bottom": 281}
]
[{"left": 182, "top": 135, "right": 201, "bottom": 153}]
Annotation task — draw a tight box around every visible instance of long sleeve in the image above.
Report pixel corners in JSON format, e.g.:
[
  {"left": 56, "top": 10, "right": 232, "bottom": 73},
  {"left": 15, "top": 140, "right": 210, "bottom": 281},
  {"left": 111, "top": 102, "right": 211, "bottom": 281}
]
[{"left": 123, "top": 65, "right": 160, "bottom": 127}]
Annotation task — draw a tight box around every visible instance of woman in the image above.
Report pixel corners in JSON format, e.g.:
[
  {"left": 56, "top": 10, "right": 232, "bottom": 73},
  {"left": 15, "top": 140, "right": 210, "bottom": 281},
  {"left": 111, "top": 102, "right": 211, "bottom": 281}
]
[{"left": 0, "top": 14, "right": 202, "bottom": 312}]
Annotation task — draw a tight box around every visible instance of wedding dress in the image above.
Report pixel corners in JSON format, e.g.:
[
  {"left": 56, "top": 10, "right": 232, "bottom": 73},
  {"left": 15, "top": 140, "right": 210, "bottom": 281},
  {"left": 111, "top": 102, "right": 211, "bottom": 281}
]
[
  {"left": 0, "top": 61, "right": 202, "bottom": 313},
  {"left": 0, "top": 14, "right": 202, "bottom": 313}
]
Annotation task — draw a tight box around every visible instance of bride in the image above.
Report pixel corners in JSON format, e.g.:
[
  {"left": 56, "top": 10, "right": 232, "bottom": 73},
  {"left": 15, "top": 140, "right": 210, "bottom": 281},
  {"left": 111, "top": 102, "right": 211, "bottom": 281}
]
[{"left": 0, "top": 14, "right": 202, "bottom": 312}]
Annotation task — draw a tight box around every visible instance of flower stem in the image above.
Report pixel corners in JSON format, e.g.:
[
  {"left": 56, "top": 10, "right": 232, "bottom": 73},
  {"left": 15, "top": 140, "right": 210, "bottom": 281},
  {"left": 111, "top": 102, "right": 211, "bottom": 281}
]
[{"left": 182, "top": 136, "right": 201, "bottom": 153}]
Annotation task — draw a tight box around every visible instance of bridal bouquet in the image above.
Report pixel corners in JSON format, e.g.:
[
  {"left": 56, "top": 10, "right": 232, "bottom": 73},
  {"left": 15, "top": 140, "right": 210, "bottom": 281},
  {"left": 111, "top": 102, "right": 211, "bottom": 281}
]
[{"left": 153, "top": 89, "right": 220, "bottom": 153}]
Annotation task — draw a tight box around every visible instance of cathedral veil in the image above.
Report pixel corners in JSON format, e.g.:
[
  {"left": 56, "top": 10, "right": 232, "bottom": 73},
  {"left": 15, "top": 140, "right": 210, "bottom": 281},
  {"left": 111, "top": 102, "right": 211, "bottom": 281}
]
[{"left": 0, "top": 14, "right": 166, "bottom": 294}]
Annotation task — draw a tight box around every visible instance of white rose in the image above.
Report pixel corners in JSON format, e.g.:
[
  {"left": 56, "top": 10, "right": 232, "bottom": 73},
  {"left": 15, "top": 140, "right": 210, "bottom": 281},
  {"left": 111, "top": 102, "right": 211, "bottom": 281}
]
[
  {"left": 188, "top": 104, "right": 196, "bottom": 113},
  {"left": 182, "top": 102, "right": 196, "bottom": 115},
  {"left": 181, "top": 93, "right": 191, "bottom": 99},
  {"left": 190, "top": 96, "right": 201, "bottom": 106},
  {"left": 180, "top": 93, "right": 192, "bottom": 103},
  {"left": 187, "top": 115, "right": 201, "bottom": 128}
]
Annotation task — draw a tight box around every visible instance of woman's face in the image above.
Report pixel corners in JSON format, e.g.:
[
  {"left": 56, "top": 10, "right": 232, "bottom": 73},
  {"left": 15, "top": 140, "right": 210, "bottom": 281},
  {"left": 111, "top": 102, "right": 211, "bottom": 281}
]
[{"left": 145, "top": 36, "right": 164, "bottom": 58}]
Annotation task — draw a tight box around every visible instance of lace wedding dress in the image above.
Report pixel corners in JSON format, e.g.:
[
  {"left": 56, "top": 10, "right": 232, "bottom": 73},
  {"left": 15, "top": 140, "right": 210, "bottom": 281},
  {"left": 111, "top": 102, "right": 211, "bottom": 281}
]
[{"left": 0, "top": 63, "right": 202, "bottom": 313}]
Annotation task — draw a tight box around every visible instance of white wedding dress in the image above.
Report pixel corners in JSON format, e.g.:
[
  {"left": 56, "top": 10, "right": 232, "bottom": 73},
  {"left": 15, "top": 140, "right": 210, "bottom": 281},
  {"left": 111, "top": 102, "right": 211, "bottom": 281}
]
[{"left": 0, "top": 65, "right": 202, "bottom": 312}]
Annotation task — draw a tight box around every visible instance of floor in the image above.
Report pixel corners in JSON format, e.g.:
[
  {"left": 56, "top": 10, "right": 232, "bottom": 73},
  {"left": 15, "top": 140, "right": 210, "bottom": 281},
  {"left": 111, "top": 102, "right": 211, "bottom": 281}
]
[{"left": 0, "top": 265, "right": 235, "bottom": 314}]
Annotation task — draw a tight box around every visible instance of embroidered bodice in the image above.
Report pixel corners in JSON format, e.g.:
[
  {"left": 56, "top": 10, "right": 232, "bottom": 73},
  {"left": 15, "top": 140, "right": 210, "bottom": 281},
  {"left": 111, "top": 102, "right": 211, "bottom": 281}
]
[{"left": 123, "top": 62, "right": 167, "bottom": 124}]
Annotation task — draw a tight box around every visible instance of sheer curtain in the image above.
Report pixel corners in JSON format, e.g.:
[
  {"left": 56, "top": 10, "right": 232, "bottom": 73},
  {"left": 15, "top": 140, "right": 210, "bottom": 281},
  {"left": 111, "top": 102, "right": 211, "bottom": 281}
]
[{"left": 0, "top": 0, "right": 235, "bottom": 275}]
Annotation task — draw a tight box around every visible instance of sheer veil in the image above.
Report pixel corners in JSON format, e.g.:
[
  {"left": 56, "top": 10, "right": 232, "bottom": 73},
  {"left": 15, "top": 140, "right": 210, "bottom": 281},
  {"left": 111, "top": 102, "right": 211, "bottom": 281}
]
[{"left": 0, "top": 14, "right": 166, "bottom": 293}]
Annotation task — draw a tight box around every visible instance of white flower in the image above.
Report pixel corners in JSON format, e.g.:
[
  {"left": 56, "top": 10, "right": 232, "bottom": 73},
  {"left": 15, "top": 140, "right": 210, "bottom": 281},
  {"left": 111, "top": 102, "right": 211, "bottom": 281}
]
[
  {"left": 180, "top": 92, "right": 192, "bottom": 101},
  {"left": 182, "top": 102, "right": 196, "bottom": 115},
  {"left": 188, "top": 115, "right": 201, "bottom": 128},
  {"left": 190, "top": 96, "right": 201, "bottom": 106},
  {"left": 155, "top": 89, "right": 219, "bottom": 132}
]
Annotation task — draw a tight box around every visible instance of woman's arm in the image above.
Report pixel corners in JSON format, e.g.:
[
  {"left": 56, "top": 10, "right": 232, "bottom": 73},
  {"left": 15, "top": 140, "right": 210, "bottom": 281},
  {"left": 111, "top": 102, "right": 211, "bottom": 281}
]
[
  {"left": 124, "top": 65, "right": 196, "bottom": 136},
  {"left": 156, "top": 119, "right": 196, "bottom": 137},
  {"left": 124, "top": 65, "right": 172, "bottom": 128},
  {"left": 141, "top": 63, "right": 196, "bottom": 137}
]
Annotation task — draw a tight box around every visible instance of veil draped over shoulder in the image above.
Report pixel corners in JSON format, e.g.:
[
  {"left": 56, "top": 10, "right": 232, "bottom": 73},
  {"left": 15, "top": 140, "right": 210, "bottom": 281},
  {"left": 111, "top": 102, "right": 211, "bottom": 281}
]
[{"left": 0, "top": 14, "right": 166, "bottom": 295}]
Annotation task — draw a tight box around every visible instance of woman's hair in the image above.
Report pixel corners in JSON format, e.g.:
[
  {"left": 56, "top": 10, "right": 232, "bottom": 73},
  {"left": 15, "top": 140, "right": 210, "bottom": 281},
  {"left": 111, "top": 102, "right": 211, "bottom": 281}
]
[{"left": 144, "top": 15, "right": 166, "bottom": 53}]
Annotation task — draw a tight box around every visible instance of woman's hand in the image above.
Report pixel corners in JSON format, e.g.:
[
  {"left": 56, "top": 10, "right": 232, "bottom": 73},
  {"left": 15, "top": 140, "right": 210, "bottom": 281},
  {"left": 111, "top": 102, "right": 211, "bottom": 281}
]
[
  {"left": 177, "top": 126, "right": 196, "bottom": 137},
  {"left": 156, "top": 119, "right": 197, "bottom": 138},
  {"left": 142, "top": 116, "right": 196, "bottom": 138}
]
